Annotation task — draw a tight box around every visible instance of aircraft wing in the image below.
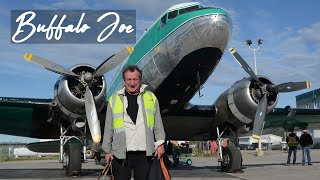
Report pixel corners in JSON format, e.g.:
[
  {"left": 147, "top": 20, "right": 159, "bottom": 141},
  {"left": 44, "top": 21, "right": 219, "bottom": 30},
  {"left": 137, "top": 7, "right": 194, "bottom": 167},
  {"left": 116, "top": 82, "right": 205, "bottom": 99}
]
[
  {"left": 162, "top": 103, "right": 320, "bottom": 140},
  {"left": 0, "top": 97, "right": 59, "bottom": 139}
]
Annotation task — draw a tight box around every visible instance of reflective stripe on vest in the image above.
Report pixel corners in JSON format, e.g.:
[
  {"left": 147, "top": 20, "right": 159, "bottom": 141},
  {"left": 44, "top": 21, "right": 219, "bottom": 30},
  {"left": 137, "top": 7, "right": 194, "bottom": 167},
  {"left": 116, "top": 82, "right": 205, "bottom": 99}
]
[
  {"left": 109, "top": 94, "right": 125, "bottom": 133},
  {"left": 287, "top": 135, "right": 298, "bottom": 147},
  {"left": 108, "top": 91, "right": 156, "bottom": 133},
  {"left": 143, "top": 91, "right": 156, "bottom": 130}
]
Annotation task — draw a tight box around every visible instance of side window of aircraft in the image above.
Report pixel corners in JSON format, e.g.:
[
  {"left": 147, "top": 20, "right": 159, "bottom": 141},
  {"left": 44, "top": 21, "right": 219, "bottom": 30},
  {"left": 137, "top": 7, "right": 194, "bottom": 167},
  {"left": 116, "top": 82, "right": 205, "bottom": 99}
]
[
  {"left": 160, "top": 14, "right": 167, "bottom": 28},
  {"left": 179, "top": 5, "right": 199, "bottom": 15},
  {"left": 168, "top": 10, "right": 178, "bottom": 20}
]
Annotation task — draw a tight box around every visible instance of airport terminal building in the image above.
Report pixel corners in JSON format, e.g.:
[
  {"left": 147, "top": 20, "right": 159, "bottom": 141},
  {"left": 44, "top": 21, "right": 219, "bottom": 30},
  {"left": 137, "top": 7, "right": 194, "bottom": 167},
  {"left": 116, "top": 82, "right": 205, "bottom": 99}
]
[
  {"left": 296, "top": 88, "right": 320, "bottom": 148},
  {"left": 296, "top": 88, "right": 320, "bottom": 109}
]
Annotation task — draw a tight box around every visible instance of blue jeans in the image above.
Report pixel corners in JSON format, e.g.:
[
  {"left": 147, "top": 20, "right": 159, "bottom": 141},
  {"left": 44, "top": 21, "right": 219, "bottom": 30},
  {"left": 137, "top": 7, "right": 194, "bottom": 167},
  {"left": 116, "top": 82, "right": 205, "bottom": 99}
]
[
  {"left": 287, "top": 146, "right": 297, "bottom": 164},
  {"left": 302, "top": 146, "right": 311, "bottom": 164},
  {"left": 172, "top": 150, "right": 179, "bottom": 166}
]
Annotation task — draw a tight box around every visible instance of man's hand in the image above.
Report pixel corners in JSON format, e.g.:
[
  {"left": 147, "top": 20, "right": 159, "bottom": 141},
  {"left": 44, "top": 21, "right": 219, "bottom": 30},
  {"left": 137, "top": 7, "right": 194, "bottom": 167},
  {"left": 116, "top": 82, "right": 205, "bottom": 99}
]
[
  {"left": 154, "top": 144, "right": 165, "bottom": 159},
  {"left": 105, "top": 153, "right": 113, "bottom": 163}
]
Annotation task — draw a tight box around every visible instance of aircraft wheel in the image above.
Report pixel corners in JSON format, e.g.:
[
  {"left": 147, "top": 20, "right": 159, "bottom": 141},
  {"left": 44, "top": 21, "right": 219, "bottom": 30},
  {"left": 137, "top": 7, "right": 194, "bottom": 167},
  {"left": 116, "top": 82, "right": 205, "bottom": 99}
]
[
  {"left": 65, "top": 142, "right": 82, "bottom": 176},
  {"left": 186, "top": 159, "right": 192, "bottom": 166},
  {"left": 221, "top": 146, "right": 242, "bottom": 173},
  {"left": 86, "top": 148, "right": 95, "bottom": 159}
]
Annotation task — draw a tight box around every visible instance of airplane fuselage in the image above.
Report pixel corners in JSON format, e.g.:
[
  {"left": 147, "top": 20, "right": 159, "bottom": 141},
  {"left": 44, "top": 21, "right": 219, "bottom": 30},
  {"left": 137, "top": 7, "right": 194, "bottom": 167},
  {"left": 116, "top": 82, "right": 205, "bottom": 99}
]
[{"left": 108, "top": 3, "right": 232, "bottom": 115}]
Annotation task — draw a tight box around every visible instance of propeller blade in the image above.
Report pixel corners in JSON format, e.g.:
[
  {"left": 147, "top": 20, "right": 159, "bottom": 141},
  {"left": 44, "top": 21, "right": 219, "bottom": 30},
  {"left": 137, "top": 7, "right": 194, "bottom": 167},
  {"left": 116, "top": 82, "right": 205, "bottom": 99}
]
[
  {"left": 23, "top": 53, "right": 79, "bottom": 77},
  {"left": 93, "top": 46, "right": 134, "bottom": 77},
  {"left": 276, "top": 81, "right": 312, "bottom": 93},
  {"left": 84, "top": 86, "right": 101, "bottom": 143},
  {"left": 252, "top": 94, "right": 267, "bottom": 142},
  {"left": 229, "top": 48, "right": 264, "bottom": 86}
]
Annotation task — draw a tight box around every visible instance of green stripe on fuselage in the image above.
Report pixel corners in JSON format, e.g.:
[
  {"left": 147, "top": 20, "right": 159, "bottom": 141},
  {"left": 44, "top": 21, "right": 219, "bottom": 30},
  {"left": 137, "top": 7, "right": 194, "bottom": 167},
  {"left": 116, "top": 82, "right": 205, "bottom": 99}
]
[{"left": 107, "top": 7, "right": 230, "bottom": 99}]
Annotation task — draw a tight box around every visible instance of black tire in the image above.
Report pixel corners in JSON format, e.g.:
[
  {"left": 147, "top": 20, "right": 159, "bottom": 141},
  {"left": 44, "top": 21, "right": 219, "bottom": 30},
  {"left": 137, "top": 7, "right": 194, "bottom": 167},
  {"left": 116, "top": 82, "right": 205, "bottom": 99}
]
[
  {"left": 186, "top": 159, "right": 192, "bottom": 166},
  {"left": 65, "top": 142, "right": 82, "bottom": 176},
  {"left": 221, "top": 146, "right": 242, "bottom": 173}
]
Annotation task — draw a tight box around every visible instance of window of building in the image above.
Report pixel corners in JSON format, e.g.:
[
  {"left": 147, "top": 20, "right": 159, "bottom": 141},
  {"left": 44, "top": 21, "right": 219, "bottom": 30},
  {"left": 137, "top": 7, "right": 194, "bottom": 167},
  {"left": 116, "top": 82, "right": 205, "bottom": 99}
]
[
  {"left": 168, "top": 10, "right": 178, "bottom": 20},
  {"left": 306, "top": 104, "right": 310, "bottom": 109},
  {"left": 314, "top": 101, "right": 318, "bottom": 109},
  {"left": 179, "top": 5, "right": 199, "bottom": 15}
]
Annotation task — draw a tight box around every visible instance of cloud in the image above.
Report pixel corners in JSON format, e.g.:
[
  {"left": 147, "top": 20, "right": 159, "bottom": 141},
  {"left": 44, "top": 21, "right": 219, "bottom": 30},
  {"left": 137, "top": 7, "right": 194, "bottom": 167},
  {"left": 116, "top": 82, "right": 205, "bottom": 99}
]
[
  {"left": 2, "top": 0, "right": 319, "bottom": 108},
  {"left": 199, "top": 9, "right": 320, "bottom": 107},
  {"left": 105, "top": 0, "right": 187, "bottom": 19},
  {"left": 32, "top": 0, "right": 89, "bottom": 9}
]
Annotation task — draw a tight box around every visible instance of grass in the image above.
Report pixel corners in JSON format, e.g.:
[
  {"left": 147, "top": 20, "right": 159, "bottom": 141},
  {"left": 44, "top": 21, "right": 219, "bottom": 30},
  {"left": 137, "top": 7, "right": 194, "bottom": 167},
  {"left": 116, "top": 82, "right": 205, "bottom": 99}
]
[
  {"left": 0, "top": 155, "right": 59, "bottom": 162},
  {"left": 192, "top": 149, "right": 216, "bottom": 157}
]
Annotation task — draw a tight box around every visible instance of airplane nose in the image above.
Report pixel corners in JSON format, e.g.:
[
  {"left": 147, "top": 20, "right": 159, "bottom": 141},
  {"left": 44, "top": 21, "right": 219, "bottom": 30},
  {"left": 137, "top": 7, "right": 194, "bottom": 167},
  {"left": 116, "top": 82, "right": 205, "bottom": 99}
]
[{"left": 192, "top": 13, "right": 232, "bottom": 47}]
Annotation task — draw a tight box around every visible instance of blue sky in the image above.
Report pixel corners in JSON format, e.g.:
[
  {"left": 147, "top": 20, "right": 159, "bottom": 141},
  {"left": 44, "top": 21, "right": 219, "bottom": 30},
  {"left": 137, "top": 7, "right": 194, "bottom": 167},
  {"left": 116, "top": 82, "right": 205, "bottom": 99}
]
[{"left": 1, "top": 0, "right": 320, "bottom": 142}]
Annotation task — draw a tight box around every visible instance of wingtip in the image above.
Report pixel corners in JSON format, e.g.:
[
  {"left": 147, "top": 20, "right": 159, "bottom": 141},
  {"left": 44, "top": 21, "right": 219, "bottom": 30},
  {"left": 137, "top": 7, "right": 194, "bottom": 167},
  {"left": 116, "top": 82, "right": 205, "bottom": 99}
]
[
  {"left": 229, "top": 47, "right": 235, "bottom": 53},
  {"left": 24, "top": 52, "right": 32, "bottom": 61}
]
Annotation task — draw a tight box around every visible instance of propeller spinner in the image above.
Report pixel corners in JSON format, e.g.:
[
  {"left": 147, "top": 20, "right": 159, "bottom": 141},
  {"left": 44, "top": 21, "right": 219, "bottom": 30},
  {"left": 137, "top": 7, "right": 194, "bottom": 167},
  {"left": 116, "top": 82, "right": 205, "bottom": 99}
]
[
  {"left": 24, "top": 46, "right": 134, "bottom": 143},
  {"left": 229, "top": 47, "right": 311, "bottom": 141}
]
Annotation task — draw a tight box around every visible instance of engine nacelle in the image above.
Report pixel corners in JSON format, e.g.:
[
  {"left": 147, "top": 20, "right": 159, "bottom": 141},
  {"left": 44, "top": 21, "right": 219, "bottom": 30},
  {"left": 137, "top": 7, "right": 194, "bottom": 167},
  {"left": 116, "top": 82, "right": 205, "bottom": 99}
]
[
  {"left": 213, "top": 76, "right": 278, "bottom": 129},
  {"left": 54, "top": 65, "right": 107, "bottom": 120}
]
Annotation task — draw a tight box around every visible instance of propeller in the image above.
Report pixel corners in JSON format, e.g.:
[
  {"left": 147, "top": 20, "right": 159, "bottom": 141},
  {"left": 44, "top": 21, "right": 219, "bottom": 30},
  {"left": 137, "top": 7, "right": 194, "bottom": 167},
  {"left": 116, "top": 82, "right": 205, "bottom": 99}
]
[
  {"left": 93, "top": 46, "right": 134, "bottom": 77},
  {"left": 23, "top": 53, "right": 79, "bottom": 77},
  {"left": 84, "top": 86, "right": 101, "bottom": 143},
  {"left": 229, "top": 47, "right": 311, "bottom": 141},
  {"left": 24, "top": 45, "right": 134, "bottom": 143}
]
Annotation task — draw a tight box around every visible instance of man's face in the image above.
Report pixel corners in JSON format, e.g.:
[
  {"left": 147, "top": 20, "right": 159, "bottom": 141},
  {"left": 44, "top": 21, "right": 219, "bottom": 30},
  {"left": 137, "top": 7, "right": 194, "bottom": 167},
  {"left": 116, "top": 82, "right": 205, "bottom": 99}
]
[{"left": 124, "top": 70, "right": 141, "bottom": 95}]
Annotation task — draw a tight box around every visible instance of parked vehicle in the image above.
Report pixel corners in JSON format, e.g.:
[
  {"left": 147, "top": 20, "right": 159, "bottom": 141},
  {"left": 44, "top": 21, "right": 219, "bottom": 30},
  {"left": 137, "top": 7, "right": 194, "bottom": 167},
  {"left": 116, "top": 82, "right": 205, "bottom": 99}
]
[{"left": 238, "top": 144, "right": 255, "bottom": 150}]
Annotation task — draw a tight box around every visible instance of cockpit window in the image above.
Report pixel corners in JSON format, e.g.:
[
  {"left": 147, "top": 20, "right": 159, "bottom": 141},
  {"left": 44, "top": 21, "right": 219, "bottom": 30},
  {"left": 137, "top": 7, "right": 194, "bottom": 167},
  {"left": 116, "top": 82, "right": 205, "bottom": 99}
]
[
  {"left": 160, "top": 14, "right": 167, "bottom": 27},
  {"left": 168, "top": 10, "right": 178, "bottom": 20},
  {"left": 179, "top": 5, "right": 199, "bottom": 15}
]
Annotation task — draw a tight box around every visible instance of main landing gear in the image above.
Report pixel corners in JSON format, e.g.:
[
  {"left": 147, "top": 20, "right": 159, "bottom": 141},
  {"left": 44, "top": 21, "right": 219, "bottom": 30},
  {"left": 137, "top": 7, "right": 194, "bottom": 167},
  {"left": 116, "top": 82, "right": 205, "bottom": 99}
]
[
  {"left": 216, "top": 127, "right": 243, "bottom": 173},
  {"left": 59, "top": 125, "right": 87, "bottom": 176}
]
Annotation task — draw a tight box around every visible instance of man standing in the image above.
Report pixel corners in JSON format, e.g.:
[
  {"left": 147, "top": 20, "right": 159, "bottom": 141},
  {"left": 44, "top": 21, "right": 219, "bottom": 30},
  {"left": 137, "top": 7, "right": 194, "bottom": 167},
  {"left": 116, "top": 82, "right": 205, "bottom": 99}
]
[
  {"left": 300, "top": 128, "right": 313, "bottom": 165},
  {"left": 171, "top": 140, "right": 180, "bottom": 167},
  {"left": 286, "top": 129, "right": 299, "bottom": 165},
  {"left": 102, "top": 65, "right": 166, "bottom": 180}
]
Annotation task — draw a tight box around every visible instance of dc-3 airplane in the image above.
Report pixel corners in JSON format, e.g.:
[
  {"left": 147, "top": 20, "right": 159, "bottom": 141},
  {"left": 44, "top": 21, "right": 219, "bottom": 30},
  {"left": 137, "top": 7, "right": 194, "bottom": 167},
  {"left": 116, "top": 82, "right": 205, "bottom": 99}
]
[{"left": 1, "top": 2, "right": 320, "bottom": 176}]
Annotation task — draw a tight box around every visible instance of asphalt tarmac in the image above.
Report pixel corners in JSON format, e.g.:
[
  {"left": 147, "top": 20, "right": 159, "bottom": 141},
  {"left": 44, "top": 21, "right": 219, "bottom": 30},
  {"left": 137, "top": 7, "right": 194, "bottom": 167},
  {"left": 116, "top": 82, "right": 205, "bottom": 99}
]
[{"left": 0, "top": 149, "right": 319, "bottom": 180}]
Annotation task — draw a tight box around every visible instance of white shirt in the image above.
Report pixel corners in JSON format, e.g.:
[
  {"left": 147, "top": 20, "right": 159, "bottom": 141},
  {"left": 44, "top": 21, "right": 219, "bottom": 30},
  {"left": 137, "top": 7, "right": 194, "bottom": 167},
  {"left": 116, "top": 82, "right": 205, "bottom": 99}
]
[
  {"left": 123, "top": 92, "right": 147, "bottom": 151},
  {"left": 118, "top": 85, "right": 165, "bottom": 151}
]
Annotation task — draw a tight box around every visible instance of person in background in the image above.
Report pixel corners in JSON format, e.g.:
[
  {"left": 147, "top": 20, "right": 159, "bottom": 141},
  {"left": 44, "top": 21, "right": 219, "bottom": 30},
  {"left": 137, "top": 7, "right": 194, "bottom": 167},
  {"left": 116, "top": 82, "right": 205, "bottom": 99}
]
[
  {"left": 300, "top": 128, "right": 313, "bottom": 165},
  {"left": 171, "top": 140, "right": 180, "bottom": 167},
  {"left": 286, "top": 128, "right": 299, "bottom": 165},
  {"left": 102, "top": 65, "right": 166, "bottom": 180}
]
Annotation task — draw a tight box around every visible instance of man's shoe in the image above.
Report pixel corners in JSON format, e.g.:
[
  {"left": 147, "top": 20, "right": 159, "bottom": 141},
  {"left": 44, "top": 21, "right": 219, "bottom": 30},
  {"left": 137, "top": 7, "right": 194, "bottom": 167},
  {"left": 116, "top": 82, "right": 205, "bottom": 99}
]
[
  {"left": 302, "top": 163, "right": 305, "bottom": 165},
  {"left": 308, "top": 163, "right": 312, "bottom": 165}
]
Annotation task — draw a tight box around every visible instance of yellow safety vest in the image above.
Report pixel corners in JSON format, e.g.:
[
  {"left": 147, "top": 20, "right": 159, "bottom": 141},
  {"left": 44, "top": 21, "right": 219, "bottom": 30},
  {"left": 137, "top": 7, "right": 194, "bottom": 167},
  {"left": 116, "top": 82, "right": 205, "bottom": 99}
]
[
  {"left": 109, "top": 91, "right": 156, "bottom": 133},
  {"left": 287, "top": 135, "right": 299, "bottom": 147}
]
